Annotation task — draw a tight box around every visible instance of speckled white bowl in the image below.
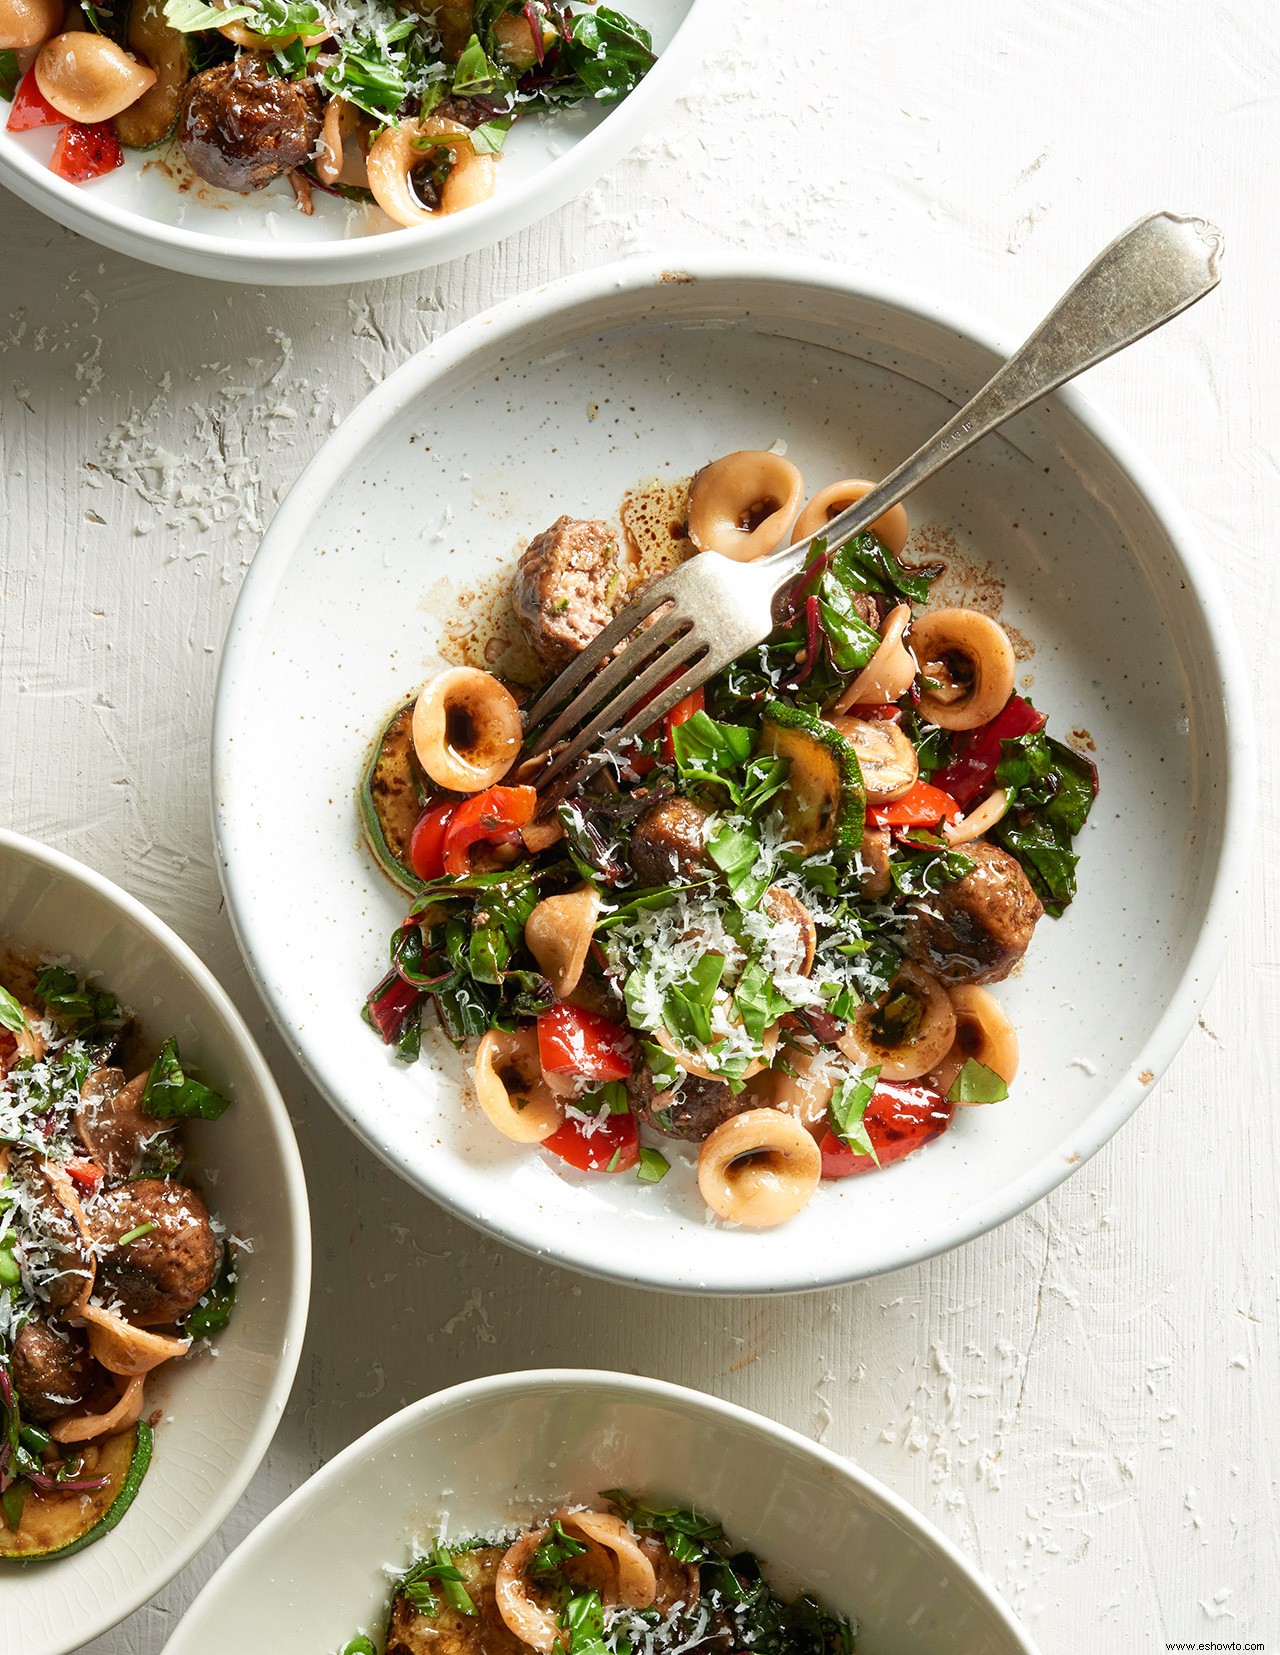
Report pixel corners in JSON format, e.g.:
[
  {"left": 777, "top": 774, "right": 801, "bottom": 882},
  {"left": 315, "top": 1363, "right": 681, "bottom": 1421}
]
[
  {"left": 0, "top": 0, "right": 712, "bottom": 284},
  {"left": 162, "top": 1368, "right": 1039, "bottom": 1655},
  {"left": 212, "top": 257, "right": 1252, "bottom": 1294},
  {"left": 0, "top": 830, "right": 310, "bottom": 1655}
]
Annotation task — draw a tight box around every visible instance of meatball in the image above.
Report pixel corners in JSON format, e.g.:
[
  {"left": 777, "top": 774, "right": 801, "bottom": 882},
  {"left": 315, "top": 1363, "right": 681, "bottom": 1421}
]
[
  {"left": 512, "top": 517, "right": 622, "bottom": 671},
  {"left": 180, "top": 57, "right": 323, "bottom": 193},
  {"left": 10, "top": 1315, "right": 95, "bottom": 1423},
  {"left": 902, "top": 840, "right": 1043, "bottom": 985},
  {"left": 76, "top": 1067, "right": 173, "bottom": 1183},
  {"left": 89, "top": 1179, "right": 218, "bottom": 1327},
  {"left": 626, "top": 1061, "right": 744, "bottom": 1143},
  {"left": 628, "top": 795, "right": 710, "bottom": 887}
]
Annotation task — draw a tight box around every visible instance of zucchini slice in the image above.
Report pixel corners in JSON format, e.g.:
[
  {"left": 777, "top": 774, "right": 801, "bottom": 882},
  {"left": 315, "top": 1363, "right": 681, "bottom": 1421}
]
[
  {"left": 112, "top": 0, "right": 188, "bottom": 150},
  {"left": 0, "top": 1422, "right": 152, "bottom": 1562},
  {"left": 361, "top": 701, "right": 430, "bottom": 893},
  {"left": 759, "top": 700, "right": 865, "bottom": 857}
]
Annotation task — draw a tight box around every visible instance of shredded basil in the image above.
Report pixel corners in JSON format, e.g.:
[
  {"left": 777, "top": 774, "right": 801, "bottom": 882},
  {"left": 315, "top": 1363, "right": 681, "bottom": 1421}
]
[
  {"left": 947, "top": 1058, "right": 1008, "bottom": 1104},
  {"left": 0, "top": 988, "right": 28, "bottom": 1036},
  {"left": 141, "top": 1036, "right": 232, "bottom": 1121},
  {"left": 828, "top": 1066, "right": 880, "bottom": 1160}
]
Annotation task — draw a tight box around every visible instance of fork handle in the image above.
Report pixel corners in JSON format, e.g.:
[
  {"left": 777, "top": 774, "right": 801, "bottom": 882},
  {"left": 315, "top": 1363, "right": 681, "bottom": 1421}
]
[{"left": 763, "top": 210, "right": 1224, "bottom": 581}]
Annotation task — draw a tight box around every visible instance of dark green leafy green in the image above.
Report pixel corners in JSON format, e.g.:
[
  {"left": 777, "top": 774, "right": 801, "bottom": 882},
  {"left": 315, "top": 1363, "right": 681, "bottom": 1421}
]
[
  {"left": 141, "top": 1037, "right": 232, "bottom": 1121},
  {"left": 0, "top": 50, "right": 21, "bottom": 100},
  {"left": 185, "top": 1240, "right": 238, "bottom": 1338},
  {"left": 34, "top": 964, "right": 120, "bottom": 1039},
  {"left": 888, "top": 832, "right": 975, "bottom": 897},
  {"left": 563, "top": 7, "right": 655, "bottom": 103},
  {"left": 826, "top": 529, "right": 933, "bottom": 606},
  {"left": 602, "top": 1490, "right": 725, "bottom": 1562},
  {"left": 992, "top": 732, "right": 1097, "bottom": 915}
]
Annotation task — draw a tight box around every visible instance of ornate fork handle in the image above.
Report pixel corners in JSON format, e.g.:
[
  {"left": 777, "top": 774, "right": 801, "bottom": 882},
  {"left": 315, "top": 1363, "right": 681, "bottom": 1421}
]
[{"left": 759, "top": 211, "right": 1224, "bottom": 586}]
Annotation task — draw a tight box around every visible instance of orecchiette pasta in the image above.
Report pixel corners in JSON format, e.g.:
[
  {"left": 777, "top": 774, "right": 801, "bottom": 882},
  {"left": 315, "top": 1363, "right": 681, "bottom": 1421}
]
[
  {"left": 831, "top": 713, "right": 919, "bottom": 803},
  {"left": 839, "top": 964, "right": 956, "bottom": 1080},
  {"left": 0, "top": 0, "right": 61, "bottom": 52},
  {"left": 944, "top": 786, "right": 1009, "bottom": 845},
  {"left": 35, "top": 32, "right": 156, "bottom": 123},
  {"left": 50, "top": 1375, "right": 145, "bottom": 1445},
  {"left": 558, "top": 1509, "right": 658, "bottom": 1607},
  {"left": 767, "top": 1044, "right": 839, "bottom": 1138},
  {"left": 76, "top": 1300, "right": 191, "bottom": 1376},
  {"left": 474, "top": 1028, "right": 561, "bottom": 1143},
  {"left": 834, "top": 604, "right": 917, "bottom": 711},
  {"left": 686, "top": 451, "right": 805, "bottom": 562},
  {"left": 790, "top": 478, "right": 910, "bottom": 556},
  {"left": 367, "top": 117, "right": 497, "bottom": 228},
  {"left": 524, "top": 885, "right": 601, "bottom": 999},
  {"left": 412, "top": 666, "right": 522, "bottom": 793},
  {"left": 698, "top": 1109, "right": 823, "bottom": 1226},
  {"left": 908, "top": 607, "right": 1016, "bottom": 731},
  {"left": 931, "top": 985, "right": 1019, "bottom": 1098},
  {"left": 496, "top": 1529, "right": 562, "bottom": 1652}
]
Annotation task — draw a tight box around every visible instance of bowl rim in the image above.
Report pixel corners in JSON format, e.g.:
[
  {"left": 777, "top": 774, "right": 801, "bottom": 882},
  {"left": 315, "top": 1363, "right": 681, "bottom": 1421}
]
[
  {"left": 162, "top": 1365, "right": 1041, "bottom": 1654},
  {"left": 0, "top": 0, "right": 715, "bottom": 280},
  {"left": 0, "top": 825, "right": 313, "bottom": 1651},
  {"left": 212, "top": 252, "right": 1255, "bottom": 1295}
]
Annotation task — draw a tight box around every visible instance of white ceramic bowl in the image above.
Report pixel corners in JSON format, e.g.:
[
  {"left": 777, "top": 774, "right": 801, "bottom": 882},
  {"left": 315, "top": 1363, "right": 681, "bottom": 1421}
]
[
  {"left": 0, "top": 830, "right": 311, "bottom": 1655},
  {"left": 0, "top": 0, "right": 711, "bottom": 284},
  {"left": 162, "top": 1368, "right": 1038, "bottom": 1655},
  {"left": 212, "top": 257, "right": 1252, "bottom": 1295}
]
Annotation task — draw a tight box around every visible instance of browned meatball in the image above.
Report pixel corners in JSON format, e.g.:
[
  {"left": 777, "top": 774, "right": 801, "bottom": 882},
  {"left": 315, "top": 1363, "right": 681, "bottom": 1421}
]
[
  {"left": 626, "top": 1061, "right": 744, "bottom": 1142},
  {"left": 512, "top": 517, "right": 622, "bottom": 671},
  {"left": 76, "top": 1068, "right": 174, "bottom": 1183},
  {"left": 628, "top": 795, "right": 710, "bottom": 886},
  {"left": 180, "top": 57, "right": 323, "bottom": 193},
  {"left": 9, "top": 1150, "right": 93, "bottom": 1311},
  {"left": 10, "top": 1315, "right": 95, "bottom": 1422},
  {"left": 89, "top": 1179, "right": 218, "bottom": 1327},
  {"left": 902, "top": 840, "right": 1043, "bottom": 985}
]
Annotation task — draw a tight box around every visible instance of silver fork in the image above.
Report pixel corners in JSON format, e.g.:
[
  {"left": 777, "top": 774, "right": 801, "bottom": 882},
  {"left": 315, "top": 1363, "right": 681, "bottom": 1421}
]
[{"left": 522, "top": 210, "right": 1223, "bottom": 788}]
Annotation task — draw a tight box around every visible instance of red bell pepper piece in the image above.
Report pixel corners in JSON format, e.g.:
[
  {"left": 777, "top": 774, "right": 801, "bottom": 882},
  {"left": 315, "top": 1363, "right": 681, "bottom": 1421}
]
[
  {"left": 543, "top": 1107, "right": 639, "bottom": 1172},
  {"left": 365, "top": 972, "right": 422, "bottom": 1044},
  {"left": 660, "top": 686, "right": 705, "bottom": 763},
  {"left": 49, "top": 121, "right": 122, "bottom": 182},
  {"left": 63, "top": 1157, "right": 104, "bottom": 1191},
  {"left": 819, "top": 1080, "right": 954, "bottom": 1177},
  {"left": 7, "top": 71, "right": 64, "bottom": 131},
  {"left": 847, "top": 703, "right": 901, "bottom": 722},
  {"left": 866, "top": 778, "right": 960, "bottom": 829},
  {"left": 537, "top": 1003, "right": 633, "bottom": 1080},
  {"left": 441, "top": 785, "right": 536, "bottom": 876},
  {"left": 408, "top": 800, "right": 456, "bottom": 882},
  {"left": 931, "top": 695, "right": 1046, "bottom": 810}
]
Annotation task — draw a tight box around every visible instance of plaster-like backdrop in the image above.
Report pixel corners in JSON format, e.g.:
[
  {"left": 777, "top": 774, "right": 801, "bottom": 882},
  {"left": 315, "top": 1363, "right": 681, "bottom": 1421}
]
[{"left": 1, "top": 0, "right": 1276, "bottom": 1648}]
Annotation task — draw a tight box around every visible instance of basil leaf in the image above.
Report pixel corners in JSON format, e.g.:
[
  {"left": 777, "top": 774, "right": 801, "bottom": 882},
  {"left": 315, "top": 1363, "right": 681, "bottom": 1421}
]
[
  {"left": 0, "top": 988, "right": 28, "bottom": 1036},
  {"left": 636, "top": 1147, "right": 670, "bottom": 1183},
  {"left": 469, "top": 116, "right": 511, "bottom": 154},
  {"left": 828, "top": 1066, "right": 880, "bottom": 1161},
  {"left": 164, "top": 0, "right": 256, "bottom": 28},
  {"left": 141, "top": 1036, "right": 232, "bottom": 1121},
  {"left": 602, "top": 1490, "right": 724, "bottom": 1562},
  {"left": 706, "top": 819, "right": 770, "bottom": 909},
  {"left": 947, "top": 1058, "right": 1008, "bottom": 1105},
  {"left": 671, "top": 710, "right": 754, "bottom": 779},
  {"left": 453, "top": 32, "right": 505, "bottom": 94},
  {"left": 530, "top": 1518, "right": 589, "bottom": 1576}
]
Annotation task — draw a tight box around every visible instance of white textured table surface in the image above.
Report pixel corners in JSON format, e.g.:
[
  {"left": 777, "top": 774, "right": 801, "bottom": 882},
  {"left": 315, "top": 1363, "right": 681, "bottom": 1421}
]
[{"left": 2, "top": 1, "right": 1277, "bottom": 1649}]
